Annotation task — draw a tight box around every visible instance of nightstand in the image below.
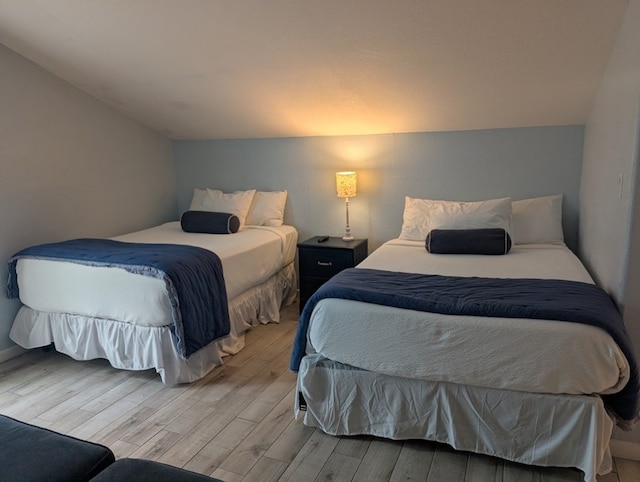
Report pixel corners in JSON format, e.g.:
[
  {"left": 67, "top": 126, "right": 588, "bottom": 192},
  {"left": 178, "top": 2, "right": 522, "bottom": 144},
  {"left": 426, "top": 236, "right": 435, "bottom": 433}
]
[{"left": 297, "top": 236, "right": 368, "bottom": 313}]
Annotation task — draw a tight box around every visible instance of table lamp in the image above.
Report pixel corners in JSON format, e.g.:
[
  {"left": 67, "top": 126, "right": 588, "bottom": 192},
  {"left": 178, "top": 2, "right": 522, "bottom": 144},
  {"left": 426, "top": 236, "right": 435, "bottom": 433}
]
[{"left": 336, "top": 171, "right": 357, "bottom": 241}]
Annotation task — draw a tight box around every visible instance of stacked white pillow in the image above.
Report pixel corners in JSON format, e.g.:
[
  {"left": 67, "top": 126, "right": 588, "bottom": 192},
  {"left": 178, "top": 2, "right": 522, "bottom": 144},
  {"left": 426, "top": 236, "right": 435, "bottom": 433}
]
[
  {"left": 189, "top": 188, "right": 287, "bottom": 230},
  {"left": 400, "top": 197, "right": 513, "bottom": 241},
  {"left": 511, "top": 194, "right": 564, "bottom": 245},
  {"left": 245, "top": 190, "right": 288, "bottom": 227},
  {"left": 399, "top": 194, "right": 564, "bottom": 245}
]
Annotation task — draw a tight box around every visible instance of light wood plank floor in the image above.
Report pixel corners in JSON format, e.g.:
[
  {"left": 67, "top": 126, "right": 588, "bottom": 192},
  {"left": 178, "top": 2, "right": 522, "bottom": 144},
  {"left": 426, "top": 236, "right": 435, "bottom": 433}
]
[{"left": 1, "top": 302, "right": 639, "bottom": 482}]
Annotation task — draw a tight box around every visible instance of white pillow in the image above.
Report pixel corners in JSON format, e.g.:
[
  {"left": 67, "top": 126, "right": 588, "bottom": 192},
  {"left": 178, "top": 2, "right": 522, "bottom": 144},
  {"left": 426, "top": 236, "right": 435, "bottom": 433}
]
[
  {"left": 246, "top": 191, "right": 287, "bottom": 227},
  {"left": 189, "top": 188, "right": 207, "bottom": 211},
  {"left": 399, "top": 196, "right": 512, "bottom": 241},
  {"left": 198, "top": 189, "right": 256, "bottom": 230},
  {"left": 511, "top": 195, "right": 564, "bottom": 245},
  {"left": 399, "top": 197, "right": 434, "bottom": 241}
]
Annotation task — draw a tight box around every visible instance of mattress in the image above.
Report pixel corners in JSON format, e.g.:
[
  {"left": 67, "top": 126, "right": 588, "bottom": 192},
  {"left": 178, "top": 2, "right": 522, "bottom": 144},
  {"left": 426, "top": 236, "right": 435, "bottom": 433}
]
[
  {"left": 306, "top": 239, "right": 629, "bottom": 396},
  {"left": 15, "top": 222, "right": 298, "bottom": 327}
]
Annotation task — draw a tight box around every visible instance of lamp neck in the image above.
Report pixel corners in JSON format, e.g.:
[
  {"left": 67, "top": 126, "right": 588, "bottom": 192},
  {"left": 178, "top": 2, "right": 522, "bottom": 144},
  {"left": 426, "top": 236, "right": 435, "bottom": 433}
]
[{"left": 343, "top": 197, "right": 354, "bottom": 241}]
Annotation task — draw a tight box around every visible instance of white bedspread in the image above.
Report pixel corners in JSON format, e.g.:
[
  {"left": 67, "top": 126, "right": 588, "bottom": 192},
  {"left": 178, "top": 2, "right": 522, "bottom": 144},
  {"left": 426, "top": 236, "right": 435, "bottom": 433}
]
[
  {"left": 306, "top": 239, "right": 629, "bottom": 396},
  {"left": 16, "top": 222, "right": 297, "bottom": 327}
]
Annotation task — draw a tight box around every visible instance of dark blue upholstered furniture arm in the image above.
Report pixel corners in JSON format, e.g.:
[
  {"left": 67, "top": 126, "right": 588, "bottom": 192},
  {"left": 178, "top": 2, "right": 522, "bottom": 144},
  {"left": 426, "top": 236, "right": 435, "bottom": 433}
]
[
  {"left": 0, "top": 414, "right": 115, "bottom": 482},
  {"left": 90, "top": 458, "right": 223, "bottom": 481}
]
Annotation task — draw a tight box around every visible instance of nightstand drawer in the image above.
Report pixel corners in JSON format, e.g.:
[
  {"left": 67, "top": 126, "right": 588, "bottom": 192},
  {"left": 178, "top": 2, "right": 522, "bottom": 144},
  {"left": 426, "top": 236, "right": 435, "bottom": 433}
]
[
  {"left": 299, "top": 249, "right": 354, "bottom": 278},
  {"left": 297, "top": 236, "right": 368, "bottom": 314}
]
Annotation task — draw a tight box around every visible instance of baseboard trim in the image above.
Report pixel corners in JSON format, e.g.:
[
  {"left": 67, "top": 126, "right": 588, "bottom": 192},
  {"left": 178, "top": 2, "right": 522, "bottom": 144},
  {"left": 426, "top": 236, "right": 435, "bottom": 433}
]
[
  {"left": 0, "top": 345, "right": 25, "bottom": 364},
  {"left": 610, "top": 439, "right": 640, "bottom": 461}
]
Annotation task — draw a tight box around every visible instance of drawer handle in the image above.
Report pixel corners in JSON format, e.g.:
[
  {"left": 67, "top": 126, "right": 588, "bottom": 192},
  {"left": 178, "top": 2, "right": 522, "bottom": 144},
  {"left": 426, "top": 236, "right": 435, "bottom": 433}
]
[{"left": 317, "top": 261, "right": 333, "bottom": 267}]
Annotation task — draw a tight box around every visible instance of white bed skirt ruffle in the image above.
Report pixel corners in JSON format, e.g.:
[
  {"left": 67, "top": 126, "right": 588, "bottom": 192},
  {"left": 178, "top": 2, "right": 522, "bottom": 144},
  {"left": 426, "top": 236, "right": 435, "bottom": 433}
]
[
  {"left": 296, "top": 354, "right": 613, "bottom": 482},
  {"left": 10, "top": 262, "right": 297, "bottom": 385}
]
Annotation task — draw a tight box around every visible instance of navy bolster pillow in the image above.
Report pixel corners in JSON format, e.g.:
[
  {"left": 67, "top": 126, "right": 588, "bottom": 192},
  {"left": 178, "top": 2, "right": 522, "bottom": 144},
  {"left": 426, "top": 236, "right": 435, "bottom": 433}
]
[
  {"left": 426, "top": 228, "right": 512, "bottom": 255},
  {"left": 181, "top": 211, "right": 240, "bottom": 234}
]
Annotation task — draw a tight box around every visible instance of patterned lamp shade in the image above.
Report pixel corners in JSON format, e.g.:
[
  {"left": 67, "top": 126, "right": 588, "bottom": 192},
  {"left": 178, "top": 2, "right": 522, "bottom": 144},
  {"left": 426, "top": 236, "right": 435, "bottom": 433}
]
[{"left": 336, "top": 171, "right": 357, "bottom": 198}]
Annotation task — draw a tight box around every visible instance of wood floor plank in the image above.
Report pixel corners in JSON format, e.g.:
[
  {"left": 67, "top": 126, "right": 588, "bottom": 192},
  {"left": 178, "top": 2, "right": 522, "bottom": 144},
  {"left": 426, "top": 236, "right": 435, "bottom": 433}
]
[
  {"left": 252, "top": 325, "right": 299, "bottom": 364},
  {"left": 70, "top": 395, "right": 153, "bottom": 441},
  {"left": 197, "top": 366, "right": 268, "bottom": 409},
  {"left": 278, "top": 429, "right": 340, "bottom": 481},
  {"left": 164, "top": 400, "right": 219, "bottom": 435},
  {"left": 9, "top": 358, "right": 90, "bottom": 396},
  {"left": 211, "top": 467, "right": 244, "bottom": 482},
  {"left": 189, "top": 365, "right": 241, "bottom": 404},
  {"left": 4, "top": 383, "right": 77, "bottom": 420},
  {"left": 140, "top": 382, "right": 191, "bottom": 410},
  {"left": 91, "top": 405, "right": 158, "bottom": 446},
  {"left": 37, "top": 371, "right": 133, "bottom": 423},
  {"left": 118, "top": 376, "right": 166, "bottom": 405},
  {"left": 352, "top": 438, "right": 402, "bottom": 482},
  {"left": 1, "top": 352, "right": 73, "bottom": 393},
  {"left": 217, "top": 389, "right": 296, "bottom": 475},
  {"left": 231, "top": 356, "right": 292, "bottom": 401},
  {"left": 155, "top": 425, "right": 221, "bottom": 468},
  {"left": 314, "top": 452, "right": 361, "bottom": 482},
  {"left": 183, "top": 451, "right": 231, "bottom": 477},
  {"left": 109, "top": 439, "right": 140, "bottom": 459},
  {"left": 335, "top": 436, "right": 372, "bottom": 459},
  {"left": 237, "top": 399, "right": 276, "bottom": 423},
  {"left": 38, "top": 407, "right": 97, "bottom": 434},
  {"left": 540, "top": 466, "right": 583, "bottom": 481},
  {"left": 0, "top": 390, "right": 21, "bottom": 409},
  {"left": 130, "top": 429, "right": 185, "bottom": 461},
  {"left": 502, "top": 459, "right": 540, "bottom": 482},
  {"left": 1, "top": 361, "right": 97, "bottom": 418},
  {"left": 119, "top": 392, "right": 202, "bottom": 445},
  {"left": 242, "top": 456, "right": 288, "bottom": 482},
  {"left": 389, "top": 440, "right": 437, "bottom": 482},
  {"left": 464, "top": 452, "right": 500, "bottom": 482},
  {"left": 225, "top": 327, "right": 290, "bottom": 368},
  {"left": 210, "top": 418, "right": 257, "bottom": 450},
  {"left": 0, "top": 349, "right": 49, "bottom": 377},
  {"left": 184, "top": 439, "right": 233, "bottom": 468},
  {"left": 427, "top": 444, "right": 469, "bottom": 482},
  {"left": 81, "top": 374, "right": 155, "bottom": 413},
  {"left": 155, "top": 394, "right": 254, "bottom": 468},
  {"left": 262, "top": 417, "right": 315, "bottom": 463},
  {"left": 251, "top": 362, "right": 298, "bottom": 405}
]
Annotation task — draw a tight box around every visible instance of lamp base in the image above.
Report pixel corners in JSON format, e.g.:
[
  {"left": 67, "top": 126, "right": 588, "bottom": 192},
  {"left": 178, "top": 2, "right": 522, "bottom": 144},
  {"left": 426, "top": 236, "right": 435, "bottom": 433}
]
[{"left": 342, "top": 235, "right": 354, "bottom": 241}]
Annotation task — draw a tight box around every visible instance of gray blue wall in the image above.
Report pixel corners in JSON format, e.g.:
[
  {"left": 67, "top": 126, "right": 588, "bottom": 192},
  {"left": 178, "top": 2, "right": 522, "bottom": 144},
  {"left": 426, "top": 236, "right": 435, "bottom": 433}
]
[
  {"left": 174, "top": 125, "right": 584, "bottom": 253},
  {"left": 0, "top": 43, "right": 176, "bottom": 358},
  {"left": 581, "top": 0, "right": 640, "bottom": 447}
]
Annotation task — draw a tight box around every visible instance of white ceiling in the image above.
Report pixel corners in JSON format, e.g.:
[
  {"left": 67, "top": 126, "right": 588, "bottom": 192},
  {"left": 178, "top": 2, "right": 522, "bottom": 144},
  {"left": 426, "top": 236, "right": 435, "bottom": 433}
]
[{"left": 0, "top": 1, "right": 629, "bottom": 140}]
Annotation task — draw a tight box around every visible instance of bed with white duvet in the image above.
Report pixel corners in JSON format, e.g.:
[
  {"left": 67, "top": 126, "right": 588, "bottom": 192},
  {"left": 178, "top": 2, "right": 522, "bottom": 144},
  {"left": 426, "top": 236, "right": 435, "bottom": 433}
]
[
  {"left": 9, "top": 189, "right": 298, "bottom": 385},
  {"left": 291, "top": 195, "right": 640, "bottom": 482}
]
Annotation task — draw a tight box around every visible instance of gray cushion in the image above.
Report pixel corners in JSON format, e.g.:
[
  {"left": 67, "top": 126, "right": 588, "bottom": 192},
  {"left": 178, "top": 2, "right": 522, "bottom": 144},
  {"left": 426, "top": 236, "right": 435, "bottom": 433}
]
[
  {"left": 90, "top": 458, "right": 223, "bottom": 481},
  {"left": 0, "top": 414, "right": 115, "bottom": 482}
]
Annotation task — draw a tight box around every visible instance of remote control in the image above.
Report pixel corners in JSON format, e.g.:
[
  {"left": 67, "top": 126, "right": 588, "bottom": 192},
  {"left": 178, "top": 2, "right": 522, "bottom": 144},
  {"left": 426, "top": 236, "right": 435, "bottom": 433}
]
[{"left": 317, "top": 236, "right": 329, "bottom": 242}]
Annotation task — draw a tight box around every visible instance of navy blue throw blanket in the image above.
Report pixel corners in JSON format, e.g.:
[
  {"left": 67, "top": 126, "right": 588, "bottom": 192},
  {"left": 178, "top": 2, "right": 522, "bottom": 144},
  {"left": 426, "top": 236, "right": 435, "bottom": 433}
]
[
  {"left": 290, "top": 267, "right": 640, "bottom": 426},
  {"left": 7, "top": 239, "right": 230, "bottom": 358}
]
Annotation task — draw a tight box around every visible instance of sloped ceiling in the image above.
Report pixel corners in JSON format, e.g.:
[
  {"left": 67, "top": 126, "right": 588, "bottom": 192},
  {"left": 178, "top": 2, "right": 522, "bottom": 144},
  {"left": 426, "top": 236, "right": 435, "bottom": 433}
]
[{"left": 0, "top": 0, "right": 629, "bottom": 140}]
